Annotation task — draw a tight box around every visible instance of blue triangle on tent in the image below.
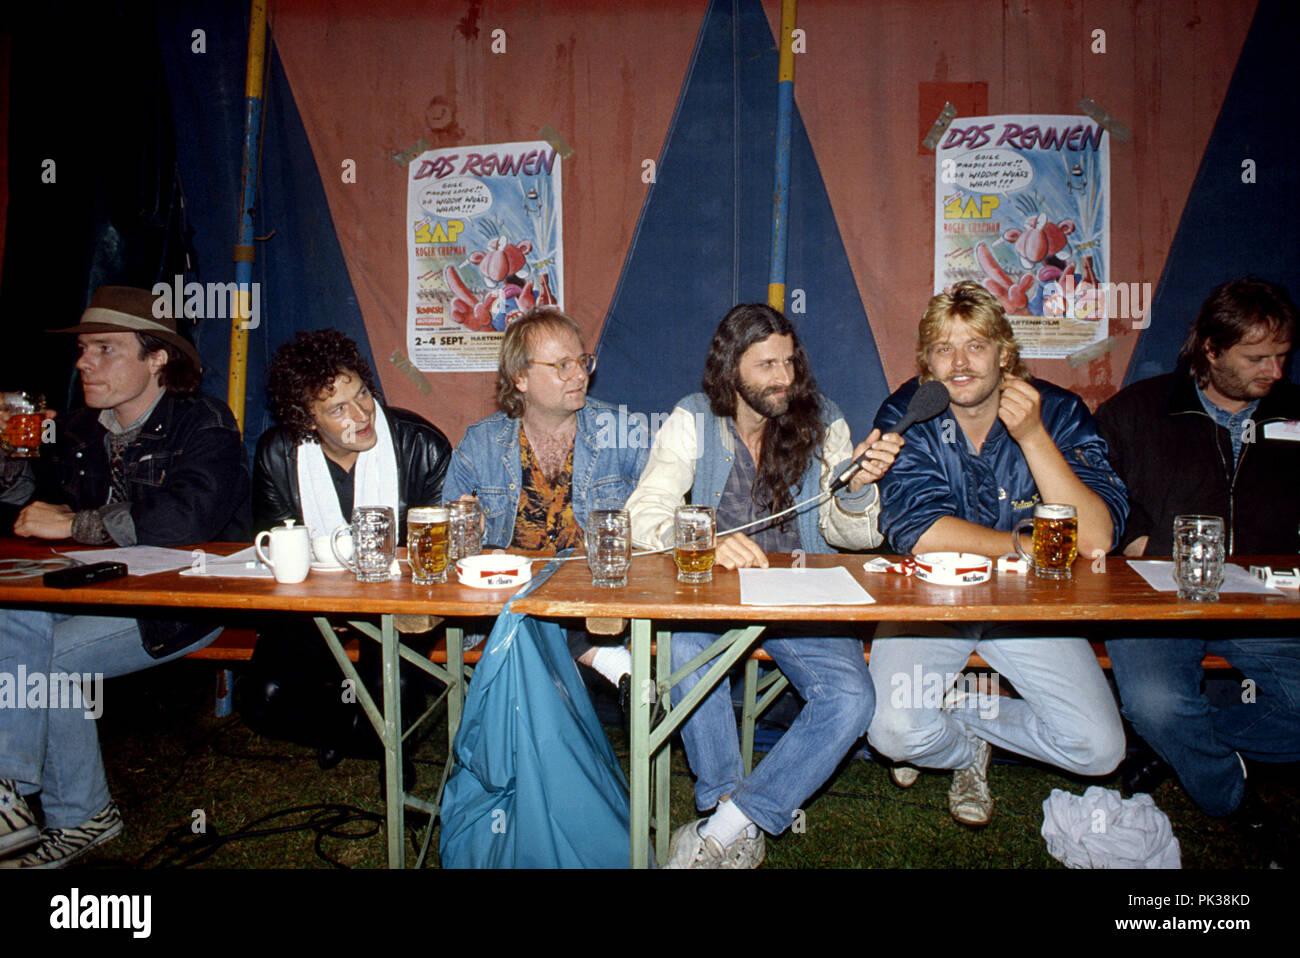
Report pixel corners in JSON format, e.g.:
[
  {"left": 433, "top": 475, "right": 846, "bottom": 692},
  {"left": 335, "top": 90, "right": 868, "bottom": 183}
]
[
  {"left": 593, "top": 0, "right": 890, "bottom": 435},
  {"left": 1125, "top": 0, "right": 1300, "bottom": 386}
]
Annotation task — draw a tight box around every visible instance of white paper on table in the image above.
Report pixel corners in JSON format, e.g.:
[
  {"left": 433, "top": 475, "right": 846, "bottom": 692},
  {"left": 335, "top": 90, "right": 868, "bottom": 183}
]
[
  {"left": 58, "top": 546, "right": 199, "bottom": 576},
  {"left": 739, "top": 567, "right": 876, "bottom": 605},
  {"left": 1126, "top": 560, "right": 1281, "bottom": 595},
  {"left": 179, "top": 546, "right": 273, "bottom": 578}
]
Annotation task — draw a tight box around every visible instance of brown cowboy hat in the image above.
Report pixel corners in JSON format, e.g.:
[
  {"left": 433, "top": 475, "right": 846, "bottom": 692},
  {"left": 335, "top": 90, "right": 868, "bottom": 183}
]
[{"left": 50, "top": 285, "right": 203, "bottom": 369}]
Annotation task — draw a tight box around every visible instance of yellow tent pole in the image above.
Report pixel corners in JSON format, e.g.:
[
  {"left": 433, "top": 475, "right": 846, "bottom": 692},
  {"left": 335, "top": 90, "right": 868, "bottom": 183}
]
[{"left": 228, "top": 0, "right": 269, "bottom": 436}]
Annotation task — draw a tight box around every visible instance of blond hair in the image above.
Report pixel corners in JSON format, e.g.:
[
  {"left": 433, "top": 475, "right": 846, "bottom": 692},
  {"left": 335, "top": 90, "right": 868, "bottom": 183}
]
[{"left": 916, "top": 281, "right": 1030, "bottom": 382}]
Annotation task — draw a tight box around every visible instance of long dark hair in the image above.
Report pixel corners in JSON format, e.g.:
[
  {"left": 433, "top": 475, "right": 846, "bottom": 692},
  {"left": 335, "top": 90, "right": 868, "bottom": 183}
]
[{"left": 702, "top": 303, "right": 824, "bottom": 518}]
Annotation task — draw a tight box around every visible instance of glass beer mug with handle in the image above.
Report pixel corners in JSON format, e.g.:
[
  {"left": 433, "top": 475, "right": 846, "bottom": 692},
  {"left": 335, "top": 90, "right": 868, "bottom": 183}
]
[
  {"left": 2, "top": 391, "right": 46, "bottom": 459},
  {"left": 1012, "top": 503, "right": 1078, "bottom": 579},
  {"left": 408, "top": 506, "right": 451, "bottom": 585},
  {"left": 332, "top": 505, "right": 397, "bottom": 583}
]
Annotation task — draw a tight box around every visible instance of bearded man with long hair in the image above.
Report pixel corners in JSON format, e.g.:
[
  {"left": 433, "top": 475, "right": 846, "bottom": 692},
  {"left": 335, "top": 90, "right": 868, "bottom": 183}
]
[{"left": 627, "top": 303, "right": 903, "bottom": 868}]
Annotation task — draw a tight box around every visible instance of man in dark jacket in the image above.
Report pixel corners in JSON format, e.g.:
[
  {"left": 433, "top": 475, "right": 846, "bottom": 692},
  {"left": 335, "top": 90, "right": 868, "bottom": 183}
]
[
  {"left": 253, "top": 329, "right": 451, "bottom": 543},
  {"left": 0, "top": 285, "right": 250, "bottom": 868},
  {"left": 867, "top": 282, "right": 1127, "bottom": 828},
  {"left": 1096, "top": 277, "right": 1299, "bottom": 861}
]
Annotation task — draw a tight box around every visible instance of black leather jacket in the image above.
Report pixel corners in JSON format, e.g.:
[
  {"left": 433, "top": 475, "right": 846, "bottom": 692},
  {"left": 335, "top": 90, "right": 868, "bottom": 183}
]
[{"left": 253, "top": 405, "right": 452, "bottom": 544}]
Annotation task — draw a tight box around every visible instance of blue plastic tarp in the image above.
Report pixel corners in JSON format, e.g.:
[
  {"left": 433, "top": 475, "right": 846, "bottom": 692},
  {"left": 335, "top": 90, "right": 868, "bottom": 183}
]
[{"left": 439, "top": 566, "right": 633, "bottom": 868}]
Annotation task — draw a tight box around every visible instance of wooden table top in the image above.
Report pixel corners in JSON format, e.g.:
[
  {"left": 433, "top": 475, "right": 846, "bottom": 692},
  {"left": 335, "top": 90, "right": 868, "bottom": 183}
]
[
  {"left": 0, "top": 540, "right": 518, "bottom": 617},
  {"left": 1, "top": 539, "right": 1296, "bottom": 624},
  {"left": 512, "top": 551, "right": 1300, "bottom": 623}
]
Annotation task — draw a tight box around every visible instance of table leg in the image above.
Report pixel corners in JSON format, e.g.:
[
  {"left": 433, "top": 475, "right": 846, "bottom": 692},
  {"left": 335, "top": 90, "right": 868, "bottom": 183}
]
[
  {"left": 446, "top": 624, "right": 464, "bottom": 749},
  {"left": 380, "top": 613, "right": 404, "bottom": 869},
  {"left": 629, "top": 617, "right": 651, "bottom": 869},
  {"left": 653, "top": 627, "right": 671, "bottom": 867}
]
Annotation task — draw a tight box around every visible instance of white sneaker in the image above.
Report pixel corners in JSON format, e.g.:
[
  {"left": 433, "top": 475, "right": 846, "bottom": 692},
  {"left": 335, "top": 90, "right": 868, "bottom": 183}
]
[
  {"left": 664, "top": 819, "right": 766, "bottom": 869},
  {"left": 889, "top": 765, "right": 921, "bottom": 788},
  {"left": 948, "top": 737, "right": 993, "bottom": 827}
]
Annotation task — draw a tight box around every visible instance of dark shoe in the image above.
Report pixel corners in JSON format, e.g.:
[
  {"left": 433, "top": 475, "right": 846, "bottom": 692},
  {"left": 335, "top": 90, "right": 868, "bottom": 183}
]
[
  {"left": 1121, "top": 743, "right": 1174, "bottom": 795},
  {"left": 1229, "top": 790, "right": 1293, "bottom": 869}
]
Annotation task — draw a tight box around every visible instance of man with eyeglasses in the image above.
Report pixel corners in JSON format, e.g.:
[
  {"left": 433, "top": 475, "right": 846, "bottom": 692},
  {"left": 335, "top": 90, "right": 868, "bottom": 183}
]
[{"left": 444, "top": 306, "right": 648, "bottom": 697}]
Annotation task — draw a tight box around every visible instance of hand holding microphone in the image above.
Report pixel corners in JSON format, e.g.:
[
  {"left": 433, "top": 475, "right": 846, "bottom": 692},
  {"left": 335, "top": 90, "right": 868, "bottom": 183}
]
[{"left": 829, "top": 380, "right": 950, "bottom": 493}]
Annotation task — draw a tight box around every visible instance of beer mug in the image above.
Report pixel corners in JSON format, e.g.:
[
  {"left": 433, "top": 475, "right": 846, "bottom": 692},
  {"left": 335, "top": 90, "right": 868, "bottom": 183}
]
[
  {"left": 1012, "top": 503, "right": 1078, "bottom": 579},
  {"left": 332, "top": 505, "right": 396, "bottom": 583},
  {"left": 1172, "top": 514, "right": 1225, "bottom": 602},
  {"left": 2, "top": 391, "right": 45, "bottom": 459},
  {"left": 673, "top": 505, "right": 716, "bottom": 585},
  {"left": 408, "top": 505, "right": 450, "bottom": 585},
  {"left": 445, "top": 499, "right": 483, "bottom": 562},
  {"left": 586, "top": 508, "right": 631, "bottom": 588}
]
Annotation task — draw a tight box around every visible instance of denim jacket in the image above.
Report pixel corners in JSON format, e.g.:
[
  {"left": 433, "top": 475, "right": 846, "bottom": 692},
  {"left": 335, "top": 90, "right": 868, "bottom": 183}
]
[
  {"left": 443, "top": 399, "right": 649, "bottom": 549},
  {"left": 626, "top": 392, "right": 882, "bottom": 554}
]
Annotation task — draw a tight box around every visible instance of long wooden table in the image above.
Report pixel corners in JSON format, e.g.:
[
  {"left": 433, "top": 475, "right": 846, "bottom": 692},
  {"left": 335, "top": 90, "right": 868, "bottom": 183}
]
[
  {"left": 512, "top": 551, "right": 1300, "bottom": 868},
  {"left": 0, "top": 539, "right": 516, "bottom": 869}
]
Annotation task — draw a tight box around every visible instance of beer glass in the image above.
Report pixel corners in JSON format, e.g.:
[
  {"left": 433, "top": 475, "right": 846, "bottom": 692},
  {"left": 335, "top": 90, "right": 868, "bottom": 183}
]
[
  {"left": 446, "top": 499, "right": 483, "bottom": 562},
  {"left": 1173, "top": 514, "right": 1225, "bottom": 602},
  {"left": 673, "top": 505, "right": 716, "bottom": 584},
  {"left": 2, "top": 391, "right": 45, "bottom": 459},
  {"left": 586, "top": 508, "right": 631, "bottom": 588},
  {"left": 408, "top": 505, "right": 451, "bottom": 585},
  {"left": 332, "top": 505, "right": 397, "bottom": 583},
  {"left": 1013, "top": 503, "right": 1078, "bottom": 579}
]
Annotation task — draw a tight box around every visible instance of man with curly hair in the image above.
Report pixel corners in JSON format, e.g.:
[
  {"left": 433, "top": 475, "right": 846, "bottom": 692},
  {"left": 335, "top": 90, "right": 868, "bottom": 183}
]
[
  {"left": 254, "top": 329, "right": 451, "bottom": 541},
  {"left": 626, "top": 302, "right": 902, "bottom": 868}
]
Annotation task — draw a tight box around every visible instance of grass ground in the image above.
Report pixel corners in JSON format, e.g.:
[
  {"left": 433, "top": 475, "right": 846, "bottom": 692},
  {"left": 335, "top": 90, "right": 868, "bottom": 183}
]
[{"left": 70, "top": 659, "right": 1299, "bottom": 870}]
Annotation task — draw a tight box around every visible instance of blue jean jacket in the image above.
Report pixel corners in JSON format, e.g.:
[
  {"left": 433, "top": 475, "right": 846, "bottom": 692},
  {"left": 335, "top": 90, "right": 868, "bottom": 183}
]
[{"left": 444, "top": 399, "right": 650, "bottom": 548}]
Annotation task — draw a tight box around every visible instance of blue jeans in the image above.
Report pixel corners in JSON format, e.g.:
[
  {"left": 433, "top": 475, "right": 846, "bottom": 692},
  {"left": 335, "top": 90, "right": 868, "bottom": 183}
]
[
  {"left": 1106, "top": 634, "right": 1300, "bottom": 817},
  {"left": 670, "top": 631, "right": 873, "bottom": 836},
  {"left": 0, "top": 608, "right": 219, "bottom": 828}
]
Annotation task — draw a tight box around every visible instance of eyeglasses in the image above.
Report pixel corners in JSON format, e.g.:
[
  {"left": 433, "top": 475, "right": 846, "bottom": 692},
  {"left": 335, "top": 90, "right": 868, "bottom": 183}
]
[{"left": 528, "top": 353, "right": 597, "bottom": 381}]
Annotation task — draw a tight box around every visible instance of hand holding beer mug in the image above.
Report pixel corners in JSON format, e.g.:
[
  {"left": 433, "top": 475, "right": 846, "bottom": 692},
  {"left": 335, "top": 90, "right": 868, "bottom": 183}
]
[
  {"left": 1172, "top": 514, "right": 1225, "bottom": 602},
  {"left": 1, "top": 391, "right": 47, "bottom": 459},
  {"left": 674, "top": 505, "right": 716, "bottom": 584},
  {"left": 1012, "top": 503, "right": 1078, "bottom": 579},
  {"left": 408, "top": 505, "right": 450, "bottom": 585},
  {"left": 332, "top": 505, "right": 397, "bottom": 582}
]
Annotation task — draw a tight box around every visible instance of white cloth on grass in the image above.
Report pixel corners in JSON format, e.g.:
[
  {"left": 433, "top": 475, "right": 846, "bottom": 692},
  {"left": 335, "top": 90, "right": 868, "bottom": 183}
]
[{"left": 1041, "top": 785, "right": 1181, "bottom": 869}]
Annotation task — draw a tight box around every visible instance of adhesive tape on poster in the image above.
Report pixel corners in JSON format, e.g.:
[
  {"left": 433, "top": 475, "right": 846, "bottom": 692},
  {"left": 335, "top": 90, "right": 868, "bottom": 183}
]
[
  {"left": 911, "top": 552, "right": 993, "bottom": 586},
  {"left": 455, "top": 554, "right": 533, "bottom": 590}
]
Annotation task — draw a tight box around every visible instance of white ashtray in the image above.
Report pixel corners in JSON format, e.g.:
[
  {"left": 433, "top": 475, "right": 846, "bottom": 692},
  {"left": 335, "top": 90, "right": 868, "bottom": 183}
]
[
  {"left": 912, "top": 552, "right": 993, "bottom": 586},
  {"left": 455, "top": 554, "right": 533, "bottom": 589}
]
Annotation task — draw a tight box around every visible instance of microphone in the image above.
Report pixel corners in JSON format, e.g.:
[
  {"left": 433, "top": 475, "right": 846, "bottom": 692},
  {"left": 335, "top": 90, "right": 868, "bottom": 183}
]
[{"left": 829, "top": 380, "right": 950, "bottom": 493}]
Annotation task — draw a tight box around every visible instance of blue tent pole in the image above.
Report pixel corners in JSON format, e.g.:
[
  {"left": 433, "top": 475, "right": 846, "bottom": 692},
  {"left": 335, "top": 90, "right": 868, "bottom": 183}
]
[{"left": 767, "top": 0, "right": 797, "bottom": 312}]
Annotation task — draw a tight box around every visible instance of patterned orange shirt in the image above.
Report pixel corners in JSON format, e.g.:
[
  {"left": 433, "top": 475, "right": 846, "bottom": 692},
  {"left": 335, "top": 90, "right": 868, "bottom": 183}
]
[{"left": 509, "top": 428, "right": 582, "bottom": 554}]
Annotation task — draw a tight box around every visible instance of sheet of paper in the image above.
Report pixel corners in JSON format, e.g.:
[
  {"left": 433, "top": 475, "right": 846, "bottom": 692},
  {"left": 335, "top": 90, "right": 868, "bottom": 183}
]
[
  {"left": 59, "top": 546, "right": 199, "bottom": 576},
  {"left": 178, "top": 547, "right": 273, "bottom": 578},
  {"left": 1127, "top": 560, "right": 1281, "bottom": 595},
  {"left": 739, "top": 567, "right": 876, "bottom": 606}
]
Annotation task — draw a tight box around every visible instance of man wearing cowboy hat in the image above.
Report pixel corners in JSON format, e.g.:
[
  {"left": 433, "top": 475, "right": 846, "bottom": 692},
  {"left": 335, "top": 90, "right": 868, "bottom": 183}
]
[{"left": 0, "top": 285, "right": 249, "bottom": 868}]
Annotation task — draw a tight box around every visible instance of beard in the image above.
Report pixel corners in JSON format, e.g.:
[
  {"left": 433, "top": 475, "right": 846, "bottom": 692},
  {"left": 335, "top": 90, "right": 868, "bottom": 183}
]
[{"left": 738, "top": 379, "right": 791, "bottom": 419}]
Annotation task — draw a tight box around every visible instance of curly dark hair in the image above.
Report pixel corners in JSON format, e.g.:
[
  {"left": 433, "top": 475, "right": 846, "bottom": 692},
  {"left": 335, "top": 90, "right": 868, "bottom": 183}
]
[
  {"left": 267, "top": 330, "right": 379, "bottom": 443},
  {"left": 702, "top": 303, "right": 825, "bottom": 519}
]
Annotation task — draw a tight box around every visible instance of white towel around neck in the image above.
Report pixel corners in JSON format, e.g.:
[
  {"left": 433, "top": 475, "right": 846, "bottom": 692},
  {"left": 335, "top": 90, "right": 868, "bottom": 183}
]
[{"left": 295, "top": 403, "right": 400, "bottom": 538}]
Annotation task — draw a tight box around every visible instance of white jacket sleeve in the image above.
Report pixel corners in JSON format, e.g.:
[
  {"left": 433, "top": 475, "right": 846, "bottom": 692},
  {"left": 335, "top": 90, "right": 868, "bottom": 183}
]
[
  {"left": 817, "top": 416, "right": 884, "bottom": 551},
  {"left": 626, "top": 406, "right": 697, "bottom": 550}
]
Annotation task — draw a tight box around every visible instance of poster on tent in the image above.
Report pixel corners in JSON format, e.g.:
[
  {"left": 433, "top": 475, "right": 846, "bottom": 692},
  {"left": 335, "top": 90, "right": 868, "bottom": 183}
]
[
  {"left": 405, "top": 139, "right": 563, "bottom": 372},
  {"left": 933, "top": 114, "right": 1110, "bottom": 359}
]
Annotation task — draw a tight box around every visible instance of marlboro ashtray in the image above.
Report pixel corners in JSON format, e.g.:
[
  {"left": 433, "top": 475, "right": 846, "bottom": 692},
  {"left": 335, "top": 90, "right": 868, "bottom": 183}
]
[
  {"left": 911, "top": 552, "right": 993, "bottom": 586},
  {"left": 455, "top": 554, "right": 533, "bottom": 589}
]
